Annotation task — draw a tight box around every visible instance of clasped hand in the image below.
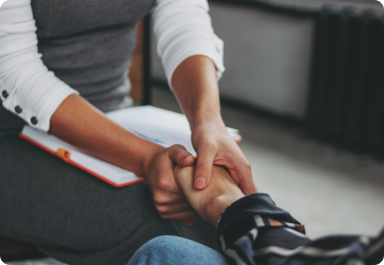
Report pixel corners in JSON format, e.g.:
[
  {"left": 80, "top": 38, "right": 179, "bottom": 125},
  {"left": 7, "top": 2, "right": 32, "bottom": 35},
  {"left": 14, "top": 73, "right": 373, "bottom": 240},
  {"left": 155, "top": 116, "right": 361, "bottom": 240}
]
[
  {"left": 142, "top": 144, "right": 197, "bottom": 221},
  {"left": 142, "top": 123, "right": 256, "bottom": 222}
]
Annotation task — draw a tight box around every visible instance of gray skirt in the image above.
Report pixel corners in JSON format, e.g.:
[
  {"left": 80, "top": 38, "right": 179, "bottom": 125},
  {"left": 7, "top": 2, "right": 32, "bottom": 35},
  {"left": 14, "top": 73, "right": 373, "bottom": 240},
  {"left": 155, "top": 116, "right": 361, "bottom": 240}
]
[{"left": 0, "top": 134, "right": 219, "bottom": 265}]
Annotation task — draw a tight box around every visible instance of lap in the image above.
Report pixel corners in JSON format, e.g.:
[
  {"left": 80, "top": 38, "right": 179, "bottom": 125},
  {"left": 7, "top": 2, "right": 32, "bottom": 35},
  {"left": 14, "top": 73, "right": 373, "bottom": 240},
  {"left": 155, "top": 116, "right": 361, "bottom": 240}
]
[{"left": 0, "top": 135, "right": 219, "bottom": 265}]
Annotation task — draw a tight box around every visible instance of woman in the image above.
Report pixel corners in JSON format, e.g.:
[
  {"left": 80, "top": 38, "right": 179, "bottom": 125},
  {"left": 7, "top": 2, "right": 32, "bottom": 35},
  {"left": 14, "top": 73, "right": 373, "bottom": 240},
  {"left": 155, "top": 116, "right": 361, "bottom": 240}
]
[{"left": 0, "top": 0, "right": 255, "bottom": 264}]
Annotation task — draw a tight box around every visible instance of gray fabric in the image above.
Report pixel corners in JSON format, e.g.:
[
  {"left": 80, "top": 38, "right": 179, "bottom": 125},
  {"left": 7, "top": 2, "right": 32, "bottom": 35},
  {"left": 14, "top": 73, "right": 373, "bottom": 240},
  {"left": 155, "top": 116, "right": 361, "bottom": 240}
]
[
  {"left": 0, "top": 107, "right": 27, "bottom": 136},
  {"left": 0, "top": 135, "right": 220, "bottom": 265},
  {"left": 0, "top": 0, "right": 155, "bottom": 133}
]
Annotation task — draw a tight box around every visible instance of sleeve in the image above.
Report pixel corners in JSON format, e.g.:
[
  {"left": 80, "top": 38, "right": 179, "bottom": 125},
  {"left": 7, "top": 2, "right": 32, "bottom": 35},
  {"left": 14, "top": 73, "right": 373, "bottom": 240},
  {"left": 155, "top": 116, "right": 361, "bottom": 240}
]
[
  {"left": 152, "top": 0, "right": 225, "bottom": 89},
  {"left": 0, "top": 0, "right": 78, "bottom": 132},
  {"left": 217, "top": 194, "right": 384, "bottom": 265}
]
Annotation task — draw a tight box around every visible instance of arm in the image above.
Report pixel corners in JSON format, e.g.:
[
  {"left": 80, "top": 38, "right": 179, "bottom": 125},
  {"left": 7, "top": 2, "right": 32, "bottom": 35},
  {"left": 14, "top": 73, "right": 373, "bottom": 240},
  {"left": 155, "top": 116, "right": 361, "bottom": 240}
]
[
  {"left": 0, "top": 0, "right": 195, "bottom": 221},
  {"left": 153, "top": 0, "right": 256, "bottom": 194},
  {"left": 172, "top": 56, "right": 256, "bottom": 195},
  {"left": 50, "top": 95, "right": 162, "bottom": 178},
  {"left": 51, "top": 94, "right": 197, "bottom": 221},
  {"left": 0, "top": 0, "right": 164, "bottom": 175}
]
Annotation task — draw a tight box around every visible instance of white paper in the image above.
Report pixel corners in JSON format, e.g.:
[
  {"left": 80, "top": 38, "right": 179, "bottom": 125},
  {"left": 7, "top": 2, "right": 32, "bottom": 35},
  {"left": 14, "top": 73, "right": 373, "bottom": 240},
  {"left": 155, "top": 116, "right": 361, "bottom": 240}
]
[{"left": 106, "top": 106, "right": 240, "bottom": 155}]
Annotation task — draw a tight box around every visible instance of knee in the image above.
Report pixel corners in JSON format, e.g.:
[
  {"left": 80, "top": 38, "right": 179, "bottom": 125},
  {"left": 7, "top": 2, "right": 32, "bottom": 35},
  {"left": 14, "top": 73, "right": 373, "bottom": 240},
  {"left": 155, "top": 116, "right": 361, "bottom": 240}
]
[
  {"left": 127, "top": 236, "right": 228, "bottom": 265},
  {"left": 131, "top": 235, "right": 187, "bottom": 257}
]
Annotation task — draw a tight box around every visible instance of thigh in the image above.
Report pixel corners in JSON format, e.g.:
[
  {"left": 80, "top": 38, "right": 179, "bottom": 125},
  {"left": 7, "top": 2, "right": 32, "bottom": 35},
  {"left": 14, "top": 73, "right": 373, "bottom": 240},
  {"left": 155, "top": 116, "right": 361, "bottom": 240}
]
[{"left": 0, "top": 135, "right": 219, "bottom": 265}]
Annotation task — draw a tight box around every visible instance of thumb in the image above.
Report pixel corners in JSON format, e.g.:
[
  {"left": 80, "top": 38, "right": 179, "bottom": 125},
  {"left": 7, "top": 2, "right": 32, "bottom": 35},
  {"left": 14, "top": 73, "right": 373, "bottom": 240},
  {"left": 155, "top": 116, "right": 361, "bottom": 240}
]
[
  {"left": 193, "top": 151, "right": 215, "bottom": 190},
  {"left": 168, "top": 144, "right": 195, "bottom": 167}
]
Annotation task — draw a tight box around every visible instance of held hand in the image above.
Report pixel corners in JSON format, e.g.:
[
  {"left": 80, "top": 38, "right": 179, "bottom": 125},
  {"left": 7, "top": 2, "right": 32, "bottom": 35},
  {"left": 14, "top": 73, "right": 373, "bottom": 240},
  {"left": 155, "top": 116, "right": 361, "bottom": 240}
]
[
  {"left": 142, "top": 144, "right": 197, "bottom": 221},
  {"left": 191, "top": 121, "right": 256, "bottom": 195}
]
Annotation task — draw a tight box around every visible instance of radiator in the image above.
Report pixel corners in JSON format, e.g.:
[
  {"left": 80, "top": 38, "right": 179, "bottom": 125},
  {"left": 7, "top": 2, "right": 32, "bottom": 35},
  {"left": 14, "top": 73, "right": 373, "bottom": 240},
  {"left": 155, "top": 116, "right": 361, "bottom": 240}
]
[{"left": 306, "top": 6, "right": 384, "bottom": 156}]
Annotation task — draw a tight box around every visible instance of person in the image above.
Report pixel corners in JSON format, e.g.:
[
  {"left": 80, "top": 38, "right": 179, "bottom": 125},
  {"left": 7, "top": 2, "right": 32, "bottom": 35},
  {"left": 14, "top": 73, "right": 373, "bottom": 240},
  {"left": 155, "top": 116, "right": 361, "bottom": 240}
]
[
  {"left": 127, "top": 165, "right": 384, "bottom": 265},
  {"left": 0, "top": 0, "right": 255, "bottom": 264}
]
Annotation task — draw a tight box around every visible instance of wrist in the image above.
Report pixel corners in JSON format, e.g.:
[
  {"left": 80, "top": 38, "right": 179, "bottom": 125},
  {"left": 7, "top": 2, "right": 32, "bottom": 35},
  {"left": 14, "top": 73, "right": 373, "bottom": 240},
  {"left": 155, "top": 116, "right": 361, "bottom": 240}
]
[
  {"left": 140, "top": 144, "right": 165, "bottom": 179},
  {"left": 205, "top": 194, "right": 243, "bottom": 226},
  {"left": 191, "top": 111, "right": 225, "bottom": 131}
]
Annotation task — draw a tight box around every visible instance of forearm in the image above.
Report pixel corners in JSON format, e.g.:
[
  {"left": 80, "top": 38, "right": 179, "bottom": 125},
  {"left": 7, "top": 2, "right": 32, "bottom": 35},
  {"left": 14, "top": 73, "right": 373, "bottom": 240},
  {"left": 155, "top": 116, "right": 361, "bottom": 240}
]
[
  {"left": 171, "top": 55, "right": 225, "bottom": 130},
  {"left": 49, "top": 94, "right": 163, "bottom": 177},
  {"left": 171, "top": 55, "right": 255, "bottom": 193}
]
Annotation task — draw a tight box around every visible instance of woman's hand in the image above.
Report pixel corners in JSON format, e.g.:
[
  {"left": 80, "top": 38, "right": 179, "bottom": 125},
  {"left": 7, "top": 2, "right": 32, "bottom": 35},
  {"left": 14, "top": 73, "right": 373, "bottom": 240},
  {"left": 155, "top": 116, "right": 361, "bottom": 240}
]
[
  {"left": 142, "top": 144, "right": 197, "bottom": 221},
  {"left": 191, "top": 120, "right": 256, "bottom": 195}
]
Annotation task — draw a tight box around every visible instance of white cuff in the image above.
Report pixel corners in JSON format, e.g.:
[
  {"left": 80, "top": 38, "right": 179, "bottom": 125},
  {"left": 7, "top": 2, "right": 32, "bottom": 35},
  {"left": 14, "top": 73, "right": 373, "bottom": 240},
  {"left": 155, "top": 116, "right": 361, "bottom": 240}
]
[
  {"left": 0, "top": 0, "right": 79, "bottom": 132},
  {"left": 164, "top": 37, "right": 225, "bottom": 88},
  {"left": 1, "top": 69, "right": 78, "bottom": 132}
]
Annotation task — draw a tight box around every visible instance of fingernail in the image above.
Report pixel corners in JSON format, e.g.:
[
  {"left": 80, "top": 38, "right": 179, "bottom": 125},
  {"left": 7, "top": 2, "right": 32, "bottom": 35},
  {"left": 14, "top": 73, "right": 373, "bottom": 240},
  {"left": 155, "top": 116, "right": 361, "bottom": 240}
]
[
  {"left": 194, "top": 177, "right": 205, "bottom": 189},
  {"left": 182, "top": 154, "right": 194, "bottom": 161},
  {"left": 185, "top": 218, "right": 196, "bottom": 225}
]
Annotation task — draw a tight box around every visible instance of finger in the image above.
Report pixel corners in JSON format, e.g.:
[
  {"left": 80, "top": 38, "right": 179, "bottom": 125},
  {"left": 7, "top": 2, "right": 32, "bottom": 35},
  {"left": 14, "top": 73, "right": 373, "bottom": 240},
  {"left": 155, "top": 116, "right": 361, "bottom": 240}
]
[
  {"left": 157, "top": 173, "right": 184, "bottom": 195},
  {"left": 168, "top": 144, "right": 195, "bottom": 167},
  {"left": 174, "top": 165, "right": 195, "bottom": 193},
  {"left": 153, "top": 190, "right": 188, "bottom": 206},
  {"left": 160, "top": 211, "right": 197, "bottom": 221},
  {"left": 156, "top": 202, "right": 195, "bottom": 215},
  {"left": 156, "top": 161, "right": 185, "bottom": 195},
  {"left": 193, "top": 149, "right": 215, "bottom": 190}
]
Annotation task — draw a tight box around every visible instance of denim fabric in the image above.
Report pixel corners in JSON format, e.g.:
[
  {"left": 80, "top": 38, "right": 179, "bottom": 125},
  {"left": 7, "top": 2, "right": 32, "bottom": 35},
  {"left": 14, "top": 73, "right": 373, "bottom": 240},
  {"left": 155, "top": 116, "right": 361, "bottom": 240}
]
[{"left": 127, "top": 236, "right": 228, "bottom": 265}]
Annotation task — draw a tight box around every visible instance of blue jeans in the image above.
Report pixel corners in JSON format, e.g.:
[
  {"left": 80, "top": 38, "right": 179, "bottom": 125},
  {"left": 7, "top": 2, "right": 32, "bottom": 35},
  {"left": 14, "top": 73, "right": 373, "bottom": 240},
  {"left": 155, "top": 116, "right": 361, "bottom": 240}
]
[{"left": 127, "top": 236, "right": 229, "bottom": 265}]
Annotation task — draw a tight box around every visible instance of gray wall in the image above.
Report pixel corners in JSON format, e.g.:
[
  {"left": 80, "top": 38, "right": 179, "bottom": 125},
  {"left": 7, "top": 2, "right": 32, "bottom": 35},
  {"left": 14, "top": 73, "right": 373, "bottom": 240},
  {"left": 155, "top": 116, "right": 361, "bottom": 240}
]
[
  {"left": 210, "top": 4, "right": 314, "bottom": 118},
  {"left": 151, "top": 2, "right": 314, "bottom": 118}
]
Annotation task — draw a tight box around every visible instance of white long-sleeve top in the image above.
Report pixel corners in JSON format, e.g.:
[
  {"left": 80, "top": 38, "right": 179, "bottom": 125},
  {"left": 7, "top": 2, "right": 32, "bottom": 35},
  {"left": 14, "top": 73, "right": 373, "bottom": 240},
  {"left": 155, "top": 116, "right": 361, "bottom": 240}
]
[{"left": 0, "top": 0, "right": 224, "bottom": 132}]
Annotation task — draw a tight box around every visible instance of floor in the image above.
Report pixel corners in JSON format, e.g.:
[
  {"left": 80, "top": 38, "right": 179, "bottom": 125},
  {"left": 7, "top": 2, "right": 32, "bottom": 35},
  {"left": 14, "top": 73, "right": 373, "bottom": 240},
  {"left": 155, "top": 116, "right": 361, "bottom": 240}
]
[
  {"left": 151, "top": 87, "right": 384, "bottom": 238},
  {"left": 5, "top": 87, "right": 384, "bottom": 265}
]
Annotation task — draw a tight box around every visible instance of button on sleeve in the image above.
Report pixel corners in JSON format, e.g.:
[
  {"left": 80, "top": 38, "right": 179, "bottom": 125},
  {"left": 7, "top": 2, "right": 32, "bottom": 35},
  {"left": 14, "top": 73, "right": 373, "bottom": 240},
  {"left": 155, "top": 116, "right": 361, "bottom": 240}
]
[
  {"left": 30, "top": 117, "right": 38, "bottom": 125},
  {"left": 2, "top": 90, "right": 9, "bottom": 98}
]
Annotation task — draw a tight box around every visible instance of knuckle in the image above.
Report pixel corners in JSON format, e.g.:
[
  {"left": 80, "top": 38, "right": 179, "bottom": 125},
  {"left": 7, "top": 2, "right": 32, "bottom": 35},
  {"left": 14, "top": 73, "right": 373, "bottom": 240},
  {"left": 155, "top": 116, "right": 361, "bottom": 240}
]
[
  {"left": 172, "top": 144, "right": 184, "bottom": 150},
  {"left": 157, "top": 176, "right": 171, "bottom": 190},
  {"left": 153, "top": 193, "right": 167, "bottom": 205},
  {"left": 244, "top": 161, "right": 252, "bottom": 171},
  {"left": 204, "top": 139, "right": 218, "bottom": 149},
  {"left": 197, "top": 139, "right": 217, "bottom": 151}
]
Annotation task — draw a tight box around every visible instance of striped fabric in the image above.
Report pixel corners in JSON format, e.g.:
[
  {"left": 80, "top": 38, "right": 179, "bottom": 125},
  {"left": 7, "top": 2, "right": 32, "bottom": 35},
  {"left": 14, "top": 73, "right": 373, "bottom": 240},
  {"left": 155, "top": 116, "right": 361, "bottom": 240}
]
[{"left": 217, "top": 193, "right": 384, "bottom": 265}]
